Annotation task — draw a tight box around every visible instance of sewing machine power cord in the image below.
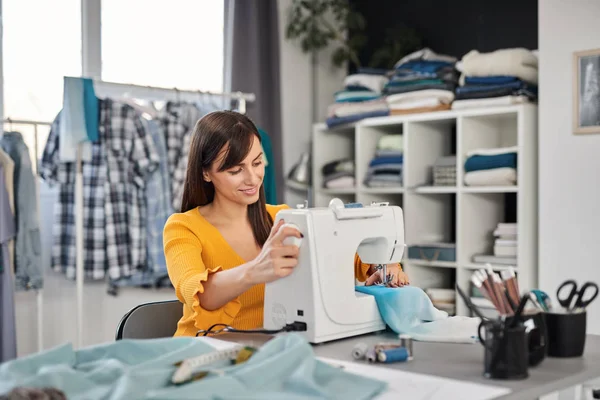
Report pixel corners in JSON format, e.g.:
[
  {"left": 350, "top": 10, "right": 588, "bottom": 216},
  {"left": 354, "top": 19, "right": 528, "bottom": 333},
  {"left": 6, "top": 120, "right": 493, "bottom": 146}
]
[{"left": 195, "top": 321, "right": 307, "bottom": 337}]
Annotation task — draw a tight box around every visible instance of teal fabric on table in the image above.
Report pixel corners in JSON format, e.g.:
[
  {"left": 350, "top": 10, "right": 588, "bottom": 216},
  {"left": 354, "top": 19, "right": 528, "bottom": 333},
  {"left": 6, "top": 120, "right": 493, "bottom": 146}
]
[
  {"left": 0, "top": 333, "right": 386, "bottom": 400},
  {"left": 258, "top": 127, "right": 277, "bottom": 204},
  {"left": 355, "top": 285, "right": 480, "bottom": 343}
]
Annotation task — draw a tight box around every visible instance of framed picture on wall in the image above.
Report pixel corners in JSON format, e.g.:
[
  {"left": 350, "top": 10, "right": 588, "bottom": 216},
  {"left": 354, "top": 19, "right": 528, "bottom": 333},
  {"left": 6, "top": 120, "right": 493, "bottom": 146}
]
[{"left": 573, "top": 48, "right": 600, "bottom": 134}]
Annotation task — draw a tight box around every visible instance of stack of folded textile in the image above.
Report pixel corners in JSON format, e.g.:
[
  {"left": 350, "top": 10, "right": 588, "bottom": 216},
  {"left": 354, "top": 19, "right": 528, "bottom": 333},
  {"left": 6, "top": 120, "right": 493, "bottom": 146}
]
[
  {"left": 326, "top": 68, "right": 390, "bottom": 128},
  {"left": 321, "top": 158, "right": 354, "bottom": 189},
  {"left": 432, "top": 155, "right": 457, "bottom": 186},
  {"left": 383, "top": 48, "right": 458, "bottom": 114},
  {"left": 464, "top": 146, "right": 517, "bottom": 186},
  {"left": 453, "top": 48, "right": 538, "bottom": 110},
  {"left": 472, "top": 223, "right": 518, "bottom": 266},
  {"left": 363, "top": 134, "right": 403, "bottom": 188},
  {"left": 493, "top": 223, "right": 518, "bottom": 258}
]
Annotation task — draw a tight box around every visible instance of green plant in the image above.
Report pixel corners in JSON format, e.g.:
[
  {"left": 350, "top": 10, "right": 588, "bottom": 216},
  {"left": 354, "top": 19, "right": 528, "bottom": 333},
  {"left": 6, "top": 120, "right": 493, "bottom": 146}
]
[
  {"left": 285, "top": 0, "right": 367, "bottom": 69},
  {"left": 368, "top": 24, "right": 423, "bottom": 70}
]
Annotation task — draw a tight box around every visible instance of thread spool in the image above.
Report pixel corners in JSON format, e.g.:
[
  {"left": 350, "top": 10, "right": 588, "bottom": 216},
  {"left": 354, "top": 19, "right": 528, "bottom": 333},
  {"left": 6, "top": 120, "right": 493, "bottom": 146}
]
[
  {"left": 352, "top": 342, "right": 368, "bottom": 360},
  {"left": 366, "top": 348, "right": 377, "bottom": 363},
  {"left": 377, "top": 347, "right": 410, "bottom": 363},
  {"left": 399, "top": 334, "right": 413, "bottom": 359}
]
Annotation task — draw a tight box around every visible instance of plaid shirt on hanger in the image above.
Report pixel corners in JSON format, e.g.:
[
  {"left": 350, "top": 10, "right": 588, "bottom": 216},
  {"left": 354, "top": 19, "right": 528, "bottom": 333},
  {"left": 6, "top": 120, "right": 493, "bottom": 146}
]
[
  {"left": 40, "top": 98, "right": 159, "bottom": 280},
  {"left": 169, "top": 104, "right": 221, "bottom": 212},
  {"left": 157, "top": 102, "right": 214, "bottom": 211}
]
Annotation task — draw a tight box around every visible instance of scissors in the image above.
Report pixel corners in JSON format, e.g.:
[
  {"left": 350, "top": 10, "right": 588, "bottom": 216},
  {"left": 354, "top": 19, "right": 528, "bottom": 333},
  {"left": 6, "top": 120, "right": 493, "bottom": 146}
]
[{"left": 556, "top": 280, "right": 599, "bottom": 312}]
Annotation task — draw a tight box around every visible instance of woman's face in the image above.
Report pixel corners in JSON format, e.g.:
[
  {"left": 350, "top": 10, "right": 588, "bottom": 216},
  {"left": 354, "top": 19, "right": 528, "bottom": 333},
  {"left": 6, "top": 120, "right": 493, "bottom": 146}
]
[{"left": 205, "top": 134, "right": 265, "bottom": 206}]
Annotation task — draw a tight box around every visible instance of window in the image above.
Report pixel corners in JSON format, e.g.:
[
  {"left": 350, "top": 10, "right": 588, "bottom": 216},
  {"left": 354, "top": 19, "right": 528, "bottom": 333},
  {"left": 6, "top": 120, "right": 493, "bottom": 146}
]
[
  {"left": 3, "top": 0, "right": 81, "bottom": 160},
  {"left": 101, "top": 0, "right": 224, "bottom": 92},
  {"left": 3, "top": 0, "right": 82, "bottom": 122}
]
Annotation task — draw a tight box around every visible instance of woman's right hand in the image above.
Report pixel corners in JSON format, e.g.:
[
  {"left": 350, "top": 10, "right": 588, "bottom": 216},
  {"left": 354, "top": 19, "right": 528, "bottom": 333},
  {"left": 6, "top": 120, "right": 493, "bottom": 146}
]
[{"left": 245, "top": 219, "right": 303, "bottom": 285}]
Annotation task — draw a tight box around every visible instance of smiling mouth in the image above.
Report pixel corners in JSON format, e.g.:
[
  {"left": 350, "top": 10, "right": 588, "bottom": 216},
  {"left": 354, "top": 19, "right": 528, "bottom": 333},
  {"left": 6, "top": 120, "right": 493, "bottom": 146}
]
[{"left": 240, "top": 187, "right": 258, "bottom": 194}]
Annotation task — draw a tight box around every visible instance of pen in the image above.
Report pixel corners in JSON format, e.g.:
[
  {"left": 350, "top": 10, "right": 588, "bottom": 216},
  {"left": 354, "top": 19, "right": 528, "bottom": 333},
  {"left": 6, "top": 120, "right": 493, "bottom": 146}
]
[{"left": 510, "top": 294, "right": 530, "bottom": 328}]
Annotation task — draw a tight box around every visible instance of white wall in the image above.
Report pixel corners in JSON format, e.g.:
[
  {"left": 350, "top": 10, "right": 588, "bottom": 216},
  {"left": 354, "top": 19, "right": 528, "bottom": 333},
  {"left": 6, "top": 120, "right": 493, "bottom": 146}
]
[
  {"left": 539, "top": 0, "right": 600, "bottom": 334},
  {"left": 277, "top": 0, "right": 346, "bottom": 207}
]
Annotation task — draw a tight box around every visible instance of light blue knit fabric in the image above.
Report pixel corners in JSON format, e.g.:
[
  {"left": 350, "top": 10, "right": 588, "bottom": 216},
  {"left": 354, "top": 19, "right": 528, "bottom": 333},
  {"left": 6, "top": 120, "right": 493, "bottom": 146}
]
[
  {"left": 355, "top": 285, "right": 480, "bottom": 343},
  {"left": 0, "top": 333, "right": 386, "bottom": 399}
]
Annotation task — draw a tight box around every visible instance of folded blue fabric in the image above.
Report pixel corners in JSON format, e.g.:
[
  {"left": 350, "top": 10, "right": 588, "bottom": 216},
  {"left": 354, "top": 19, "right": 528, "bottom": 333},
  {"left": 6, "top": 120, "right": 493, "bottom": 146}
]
[
  {"left": 395, "top": 60, "right": 454, "bottom": 73},
  {"left": 464, "top": 76, "right": 520, "bottom": 85},
  {"left": 355, "top": 286, "right": 480, "bottom": 343},
  {"left": 326, "top": 110, "right": 390, "bottom": 128},
  {"left": 369, "top": 155, "right": 403, "bottom": 167},
  {"left": 356, "top": 67, "right": 390, "bottom": 76},
  {"left": 0, "top": 334, "right": 386, "bottom": 400},
  {"left": 456, "top": 80, "right": 529, "bottom": 95},
  {"left": 464, "top": 153, "right": 517, "bottom": 172}
]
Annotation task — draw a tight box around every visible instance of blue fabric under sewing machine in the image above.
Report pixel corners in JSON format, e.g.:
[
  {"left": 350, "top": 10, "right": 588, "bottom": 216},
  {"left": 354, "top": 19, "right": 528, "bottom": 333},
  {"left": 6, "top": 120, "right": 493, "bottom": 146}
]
[
  {"left": 0, "top": 333, "right": 386, "bottom": 400},
  {"left": 355, "top": 285, "right": 480, "bottom": 343}
]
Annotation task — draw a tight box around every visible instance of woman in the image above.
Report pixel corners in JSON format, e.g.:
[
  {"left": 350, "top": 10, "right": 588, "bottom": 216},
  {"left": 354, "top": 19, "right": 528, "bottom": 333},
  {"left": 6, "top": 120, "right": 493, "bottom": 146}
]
[{"left": 163, "top": 111, "right": 409, "bottom": 337}]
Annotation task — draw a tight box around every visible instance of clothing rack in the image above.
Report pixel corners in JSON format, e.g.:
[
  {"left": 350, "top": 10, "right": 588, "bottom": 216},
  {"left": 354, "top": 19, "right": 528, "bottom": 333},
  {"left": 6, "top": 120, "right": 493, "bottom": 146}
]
[
  {"left": 70, "top": 77, "right": 256, "bottom": 349},
  {"left": 1, "top": 117, "right": 51, "bottom": 354}
]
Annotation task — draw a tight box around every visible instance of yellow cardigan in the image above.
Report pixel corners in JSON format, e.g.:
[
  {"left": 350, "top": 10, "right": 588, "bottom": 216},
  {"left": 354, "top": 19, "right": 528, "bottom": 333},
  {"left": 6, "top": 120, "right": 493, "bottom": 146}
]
[{"left": 163, "top": 204, "right": 372, "bottom": 337}]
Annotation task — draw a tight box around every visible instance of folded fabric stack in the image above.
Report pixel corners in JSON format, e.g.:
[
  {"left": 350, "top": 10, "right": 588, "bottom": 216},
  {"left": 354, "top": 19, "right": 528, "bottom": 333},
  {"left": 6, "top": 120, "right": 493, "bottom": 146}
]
[
  {"left": 386, "top": 89, "right": 455, "bottom": 116},
  {"left": 493, "top": 223, "right": 518, "bottom": 258},
  {"left": 425, "top": 288, "right": 456, "bottom": 316},
  {"left": 432, "top": 155, "right": 457, "bottom": 186},
  {"left": 322, "top": 158, "right": 354, "bottom": 189},
  {"left": 464, "top": 146, "right": 517, "bottom": 186},
  {"left": 364, "top": 134, "right": 403, "bottom": 188},
  {"left": 453, "top": 48, "right": 538, "bottom": 109},
  {"left": 472, "top": 223, "right": 517, "bottom": 266},
  {"left": 326, "top": 68, "right": 390, "bottom": 128},
  {"left": 383, "top": 48, "right": 458, "bottom": 114}
]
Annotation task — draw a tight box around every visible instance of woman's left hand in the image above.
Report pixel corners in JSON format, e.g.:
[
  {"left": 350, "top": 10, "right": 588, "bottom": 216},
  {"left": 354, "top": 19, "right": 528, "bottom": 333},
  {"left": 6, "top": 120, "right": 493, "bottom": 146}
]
[{"left": 365, "top": 263, "right": 409, "bottom": 288}]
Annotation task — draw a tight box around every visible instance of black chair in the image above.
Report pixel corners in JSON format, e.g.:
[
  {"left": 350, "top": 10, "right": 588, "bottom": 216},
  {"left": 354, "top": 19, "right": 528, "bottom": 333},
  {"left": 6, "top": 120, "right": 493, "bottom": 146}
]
[{"left": 115, "top": 300, "right": 183, "bottom": 340}]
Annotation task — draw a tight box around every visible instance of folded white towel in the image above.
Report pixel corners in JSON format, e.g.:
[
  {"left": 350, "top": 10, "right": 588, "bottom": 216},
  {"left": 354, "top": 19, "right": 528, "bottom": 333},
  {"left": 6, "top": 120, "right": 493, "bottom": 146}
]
[
  {"left": 458, "top": 48, "right": 538, "bottom": 84},
  {"left": 395, "top": 48, "right": 457, "bottom": 68},
  {"left": 325, "top": 176, "right": 355, "bottom": 189},
  {"left": 466, "top": 146, "right": 518, "bottom": 157},
  {"left": 328, "top": 98, "right": 389, "bottom": 118},
  {"left": 386, "top": 89, "right": 455, "bottom": 105},
  {"left": 344, "top": 74, "right": 389, "bottom": 94},
  {"left": 451, "top": 95, "right": 530, "bottom": 110},
  {"left": 464, "top": 167, "right": 517, "bottom": 186}
]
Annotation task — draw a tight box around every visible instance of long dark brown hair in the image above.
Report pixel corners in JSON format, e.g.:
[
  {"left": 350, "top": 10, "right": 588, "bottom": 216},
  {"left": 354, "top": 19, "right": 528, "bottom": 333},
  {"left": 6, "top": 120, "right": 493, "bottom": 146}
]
[{"left": 180, "top": 110, "right": 273, "bottom": 246}]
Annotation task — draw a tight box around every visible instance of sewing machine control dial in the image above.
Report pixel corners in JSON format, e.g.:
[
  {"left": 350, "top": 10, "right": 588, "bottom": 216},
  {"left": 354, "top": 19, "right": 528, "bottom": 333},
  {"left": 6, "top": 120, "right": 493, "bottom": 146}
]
[{"left": 280, "top": 223, "right": 303, "bottom": 248}]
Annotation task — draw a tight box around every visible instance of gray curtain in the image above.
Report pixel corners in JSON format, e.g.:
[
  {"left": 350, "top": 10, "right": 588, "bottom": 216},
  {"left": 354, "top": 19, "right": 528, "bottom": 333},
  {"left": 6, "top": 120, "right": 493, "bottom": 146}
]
[{"left": 229, "top": 0, "right": 284, "bottom": 203}]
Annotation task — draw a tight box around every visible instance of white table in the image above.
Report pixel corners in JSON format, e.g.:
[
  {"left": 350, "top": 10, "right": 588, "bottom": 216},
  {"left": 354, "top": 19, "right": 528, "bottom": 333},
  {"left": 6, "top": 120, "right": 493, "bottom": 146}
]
[{"left": 217, "top": 331, "right": 600, "bottom": 400}]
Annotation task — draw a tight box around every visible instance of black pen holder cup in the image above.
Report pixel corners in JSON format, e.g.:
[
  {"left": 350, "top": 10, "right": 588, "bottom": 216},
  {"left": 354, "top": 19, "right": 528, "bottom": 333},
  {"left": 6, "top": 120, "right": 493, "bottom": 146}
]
[
  {"left": 544, "top": 310, "right": 587, "bottom": 358},
  {"left": 515, "top": 312, "right": 548, "bottom": 366},
  {"left": 479, "top": 321, "right": 529, "bottom": 380}
]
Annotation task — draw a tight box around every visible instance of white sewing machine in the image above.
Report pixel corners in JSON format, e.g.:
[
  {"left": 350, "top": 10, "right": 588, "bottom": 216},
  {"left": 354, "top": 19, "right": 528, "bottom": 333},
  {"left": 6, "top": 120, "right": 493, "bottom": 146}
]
[{"left": 263, "top": 198, "right": 405, "bottom": 344}]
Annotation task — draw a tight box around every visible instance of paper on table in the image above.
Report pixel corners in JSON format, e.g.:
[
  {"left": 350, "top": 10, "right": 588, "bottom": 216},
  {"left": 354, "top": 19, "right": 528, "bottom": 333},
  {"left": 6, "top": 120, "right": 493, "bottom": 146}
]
[
  {"left": 198, "top": 337, "right": 511, "bottom": 400},
  {"left": 318, "top": 357, "right": 511, "bottom": 400}
]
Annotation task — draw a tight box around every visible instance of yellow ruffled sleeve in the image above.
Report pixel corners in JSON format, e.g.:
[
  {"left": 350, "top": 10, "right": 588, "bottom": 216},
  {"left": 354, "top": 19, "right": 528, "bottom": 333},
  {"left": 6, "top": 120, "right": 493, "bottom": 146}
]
[
  {"left": 354, "top": 253, "right": 373, "bottom": 282},
  {"left": 163, "top": 214, "right": 241, "bottom": 331}
]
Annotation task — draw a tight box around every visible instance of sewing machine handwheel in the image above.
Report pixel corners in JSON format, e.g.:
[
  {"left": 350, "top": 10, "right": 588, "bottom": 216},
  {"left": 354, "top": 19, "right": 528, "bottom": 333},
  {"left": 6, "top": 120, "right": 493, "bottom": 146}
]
[{"left": 280, "top": 223, "right": 303, "bottom": 248}]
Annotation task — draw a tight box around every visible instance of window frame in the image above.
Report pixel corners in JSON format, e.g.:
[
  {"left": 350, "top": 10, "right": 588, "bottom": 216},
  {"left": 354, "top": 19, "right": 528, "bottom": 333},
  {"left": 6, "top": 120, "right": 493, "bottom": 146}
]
[{"left": 0, "top": 0, "right": 227, "bottom": 127}]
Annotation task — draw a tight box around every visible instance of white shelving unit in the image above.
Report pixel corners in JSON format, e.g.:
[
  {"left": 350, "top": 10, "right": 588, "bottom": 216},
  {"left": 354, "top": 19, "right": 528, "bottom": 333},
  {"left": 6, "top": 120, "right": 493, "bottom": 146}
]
[{"left": 312, "top": 104, "right": 538, "bottom": 317}]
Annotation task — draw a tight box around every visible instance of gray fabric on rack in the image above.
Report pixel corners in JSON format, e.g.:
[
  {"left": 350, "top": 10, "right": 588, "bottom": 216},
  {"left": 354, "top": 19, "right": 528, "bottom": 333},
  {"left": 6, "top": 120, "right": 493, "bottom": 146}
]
[
  {"left": 0, "top": 164, "right": 17, "bottom": 363},
  {"left": 230, "top": 0, "right": 283, "bottom": 202},
  {"left": 0, "top": 132, "right": 43, "bottom": 290}
]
